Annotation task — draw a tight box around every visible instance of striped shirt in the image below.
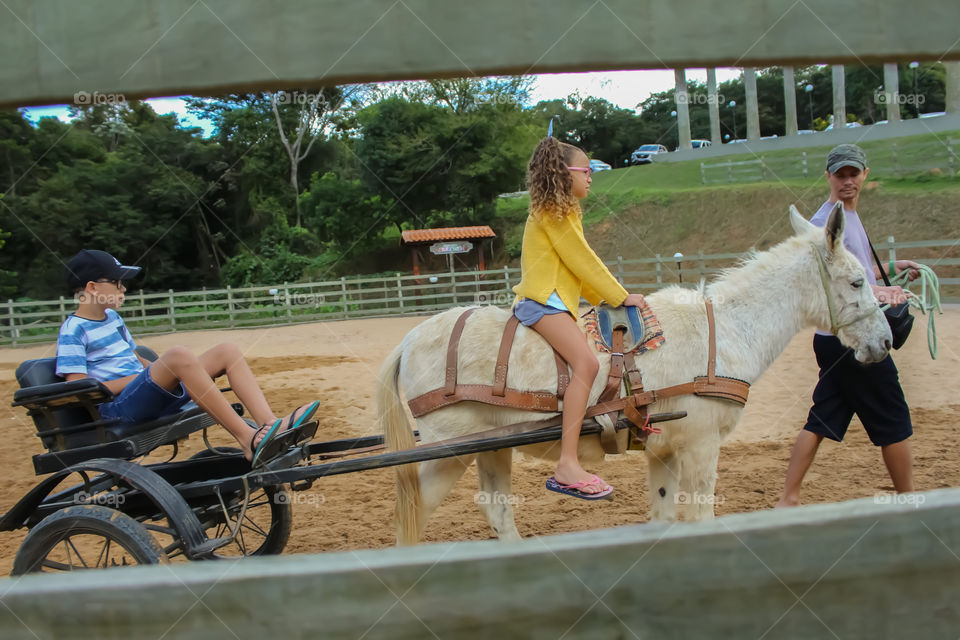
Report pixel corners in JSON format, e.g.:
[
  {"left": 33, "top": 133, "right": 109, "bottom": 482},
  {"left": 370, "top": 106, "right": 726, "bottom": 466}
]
[{"left": 56, "top": 310, "right": 144, "bottom": 381}]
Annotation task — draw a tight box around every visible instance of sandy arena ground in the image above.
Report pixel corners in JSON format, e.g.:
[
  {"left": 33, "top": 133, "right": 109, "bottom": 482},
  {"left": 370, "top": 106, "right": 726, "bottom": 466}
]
[{"left": 0, "top": 308, "right": 957, "bottom": 573}]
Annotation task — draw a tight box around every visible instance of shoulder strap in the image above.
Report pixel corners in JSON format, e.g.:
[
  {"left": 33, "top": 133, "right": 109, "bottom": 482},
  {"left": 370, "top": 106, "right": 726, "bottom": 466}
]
[{"left": 866, "top": 234, "right": 892, "bottom": 287}]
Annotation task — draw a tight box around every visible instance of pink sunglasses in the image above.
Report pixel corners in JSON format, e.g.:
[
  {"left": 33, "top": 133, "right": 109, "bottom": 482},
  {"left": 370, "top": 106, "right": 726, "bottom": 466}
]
[{"left": 567, "top": 166, "right": 591, "bottom": 177}]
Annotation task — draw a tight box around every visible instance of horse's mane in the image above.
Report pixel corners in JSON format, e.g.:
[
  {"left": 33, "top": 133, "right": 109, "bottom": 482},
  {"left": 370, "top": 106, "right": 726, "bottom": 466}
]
[{"left": 706, "top": 230, "right": 819, "bottom": 298}]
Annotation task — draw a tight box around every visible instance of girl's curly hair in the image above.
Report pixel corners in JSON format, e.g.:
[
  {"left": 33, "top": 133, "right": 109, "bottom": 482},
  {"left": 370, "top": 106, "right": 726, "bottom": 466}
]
[{"left": 526, "top": 136, "right": 585, "bottom": 221}]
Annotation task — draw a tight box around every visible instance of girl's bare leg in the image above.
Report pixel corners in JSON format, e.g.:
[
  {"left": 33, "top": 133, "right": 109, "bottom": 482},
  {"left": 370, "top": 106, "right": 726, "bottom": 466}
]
[{"left": 530, "top": 313, "right": 606, "bottom": 494}]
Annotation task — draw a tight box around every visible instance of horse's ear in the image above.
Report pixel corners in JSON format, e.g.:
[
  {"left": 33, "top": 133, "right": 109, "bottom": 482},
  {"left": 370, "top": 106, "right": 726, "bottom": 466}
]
[
  {"left": 824, "top": 201, "right": 845, "bottom": 255},
  {"left": 789, "top": 205, "right": 814, "bottom": 236}
]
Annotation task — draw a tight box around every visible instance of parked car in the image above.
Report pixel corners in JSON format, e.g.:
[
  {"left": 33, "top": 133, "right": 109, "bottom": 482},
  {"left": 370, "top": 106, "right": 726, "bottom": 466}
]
[
  {"left": 919, "top": 111, "right": 946, "bottom": 119},
  {"left": 690, "top": 139, "right": 712, "bottom": 149},
  {"left": 824, "top": 122, "right": 862, "bottom": 130},
  {"left": 630, "top": 144, "right": 668, "bottom": 165},
  {"left": 589, "top": 158, "right": 612, "bottom": 172}
]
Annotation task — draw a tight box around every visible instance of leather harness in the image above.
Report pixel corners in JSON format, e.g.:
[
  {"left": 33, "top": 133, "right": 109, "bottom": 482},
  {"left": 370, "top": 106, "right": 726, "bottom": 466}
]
[{"left": 406, "top": 300, "right": 750, "bottom": 453}]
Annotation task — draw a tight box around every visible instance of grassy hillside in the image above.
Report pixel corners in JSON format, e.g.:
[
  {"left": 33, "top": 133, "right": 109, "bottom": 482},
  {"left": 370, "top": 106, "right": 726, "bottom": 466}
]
[{"left": 494, "top": 129, "right": 960, "bottom": 263}]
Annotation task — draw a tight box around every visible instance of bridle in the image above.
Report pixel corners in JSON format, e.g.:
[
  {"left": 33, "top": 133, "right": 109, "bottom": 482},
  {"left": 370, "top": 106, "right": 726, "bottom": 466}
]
[{"left": 811, "top": 243, "right": 881, "bottom": 335}]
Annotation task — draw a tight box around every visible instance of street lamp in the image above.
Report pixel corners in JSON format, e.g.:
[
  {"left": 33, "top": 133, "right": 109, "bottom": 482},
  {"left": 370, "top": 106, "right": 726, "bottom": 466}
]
[
  {"left": 674, "top": 252, "right": 684, "bottom": 284},
  {"left": 728, "top": 100, "right": 737, "bottom": 141},
  {"left": 804, "top": 84, "right": 814, "bottom": 128},
  {"left": 909, "top": 61, "right": 920, "bottom": 118}
]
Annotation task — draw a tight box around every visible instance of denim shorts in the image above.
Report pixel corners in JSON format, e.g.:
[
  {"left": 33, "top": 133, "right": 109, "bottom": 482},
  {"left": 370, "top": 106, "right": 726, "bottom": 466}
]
[
  {"left": 99, "top": 366, "right": 192, "bottom": 430},
  {"left": 513, "top": 298, "right": 570, "bottom": 326}
]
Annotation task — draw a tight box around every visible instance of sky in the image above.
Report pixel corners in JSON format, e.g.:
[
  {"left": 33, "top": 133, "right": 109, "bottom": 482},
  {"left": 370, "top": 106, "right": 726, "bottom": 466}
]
[{"left": 20, "top": 68, "right": 745, "bottom": 137}]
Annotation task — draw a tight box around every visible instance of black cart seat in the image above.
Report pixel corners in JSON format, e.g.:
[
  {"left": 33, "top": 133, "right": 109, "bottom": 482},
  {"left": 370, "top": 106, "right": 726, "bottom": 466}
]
[{"left": 12, "top": 355, "right": 220, "bottom": 475}]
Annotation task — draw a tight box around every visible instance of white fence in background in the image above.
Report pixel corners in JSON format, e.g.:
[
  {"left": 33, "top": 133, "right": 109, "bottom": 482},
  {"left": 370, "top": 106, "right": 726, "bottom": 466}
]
[
  {"left": 3, "top": 239, "right": 958, "bottom": 346},
  {"left": 701, "top": 137, "right": 959, "bottom": 184}
]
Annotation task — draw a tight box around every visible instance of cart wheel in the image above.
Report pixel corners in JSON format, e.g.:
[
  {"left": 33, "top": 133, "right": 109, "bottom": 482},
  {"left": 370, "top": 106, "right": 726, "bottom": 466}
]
[
  {"left": 11, "top": 505, "right": 168, "bottom": 575},
  {"left": 188, "top": 448, "right": 292, "bottom": 557}
]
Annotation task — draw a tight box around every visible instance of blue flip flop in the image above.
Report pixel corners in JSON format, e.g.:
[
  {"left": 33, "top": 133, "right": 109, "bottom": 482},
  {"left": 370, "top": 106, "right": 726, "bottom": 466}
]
[
  {"left": 250, "top": 401, "right": 321, "bottom": 467},
  {"left": 546, "top": 475, "right": 614, "bottom": 501},
  {"left": 251, "top": 420, "right": 283, "bottom": 467},
  {"left": 286, "top": 400, "right": 320, "bottom": 432}
]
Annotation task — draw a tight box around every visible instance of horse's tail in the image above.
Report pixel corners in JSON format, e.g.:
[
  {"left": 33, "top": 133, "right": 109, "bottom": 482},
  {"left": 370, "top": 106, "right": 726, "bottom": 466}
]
[{"left": 377, "top": 341, "right": 422, "bottom": 546}]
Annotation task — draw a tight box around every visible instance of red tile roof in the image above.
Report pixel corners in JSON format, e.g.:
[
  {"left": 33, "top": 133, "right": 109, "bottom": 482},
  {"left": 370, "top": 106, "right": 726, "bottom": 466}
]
[{"left": 401, "top": 226, "right": 496, "bottom": 244}]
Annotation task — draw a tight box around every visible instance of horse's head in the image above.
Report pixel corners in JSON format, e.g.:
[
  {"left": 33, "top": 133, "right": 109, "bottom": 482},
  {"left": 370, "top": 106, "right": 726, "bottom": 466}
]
[{"left": 790, "top": 203, "right": 891, "bottom": 363}]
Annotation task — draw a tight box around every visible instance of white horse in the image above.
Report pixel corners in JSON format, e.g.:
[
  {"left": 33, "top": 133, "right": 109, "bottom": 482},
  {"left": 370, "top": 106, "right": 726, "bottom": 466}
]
[{"left": 377, "top": 206, "right": 892, "bottom": 544}]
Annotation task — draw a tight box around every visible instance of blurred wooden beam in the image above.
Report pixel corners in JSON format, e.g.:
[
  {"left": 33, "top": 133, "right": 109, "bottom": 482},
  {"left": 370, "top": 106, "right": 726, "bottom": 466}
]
[{"left": 2, "top": 0, "right": 959, "bottom": 108}]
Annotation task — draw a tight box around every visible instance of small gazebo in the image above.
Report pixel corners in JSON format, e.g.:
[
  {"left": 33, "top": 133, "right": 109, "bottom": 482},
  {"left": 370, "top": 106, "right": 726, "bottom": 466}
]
[{"left": 400, "top": 226, "right": 496, "bottom": 275}]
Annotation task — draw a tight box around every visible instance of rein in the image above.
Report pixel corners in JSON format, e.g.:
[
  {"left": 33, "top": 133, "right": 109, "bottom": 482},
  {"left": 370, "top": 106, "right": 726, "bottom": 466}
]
[{"left": 811, "top": 243, "right": 881, "bottom": 335}]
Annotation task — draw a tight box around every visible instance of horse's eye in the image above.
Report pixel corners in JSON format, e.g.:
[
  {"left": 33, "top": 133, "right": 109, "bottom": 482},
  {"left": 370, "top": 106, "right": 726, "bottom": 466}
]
[{"left": 851, "top": 279, "right": 864, "bottom": 289}]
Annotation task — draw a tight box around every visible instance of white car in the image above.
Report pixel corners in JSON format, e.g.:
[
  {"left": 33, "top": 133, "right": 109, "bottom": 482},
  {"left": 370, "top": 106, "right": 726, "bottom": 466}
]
[
  {"left": 630, "top": 144, "right": 668, "bottom": 165},
  {"left": 589, "top": 158, "right": 612, "bottom": 172},
  {"left": 824, "top": 122, "right": 862, "bottom": 130},
  {"left": 690, "top": 139, "right": 712, "bottom": 149}
]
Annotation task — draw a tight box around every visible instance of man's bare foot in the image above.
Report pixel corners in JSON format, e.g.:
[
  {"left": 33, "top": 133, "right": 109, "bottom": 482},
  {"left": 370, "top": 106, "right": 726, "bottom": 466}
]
[{"left": 775, "top": 495, "right": 800, "bottom": 508}]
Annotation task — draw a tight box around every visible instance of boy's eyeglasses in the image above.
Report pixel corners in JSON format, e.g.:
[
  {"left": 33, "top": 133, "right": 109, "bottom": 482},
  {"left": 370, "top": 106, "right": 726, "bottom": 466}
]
[
  {"left": 567, "top": 166, "right": 591, "bottom": 177},
  {"left": 95, "top": 279, "right": 125, "bottom": 289}
]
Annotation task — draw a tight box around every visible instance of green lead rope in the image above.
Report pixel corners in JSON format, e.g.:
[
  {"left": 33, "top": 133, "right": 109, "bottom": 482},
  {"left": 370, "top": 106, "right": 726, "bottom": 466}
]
[{"left": 882, "top": 264, "right": 943, "bottom": 359}]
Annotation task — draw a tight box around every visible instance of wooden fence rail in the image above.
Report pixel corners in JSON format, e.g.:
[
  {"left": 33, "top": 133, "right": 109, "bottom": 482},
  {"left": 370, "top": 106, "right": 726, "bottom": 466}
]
[{"left": 3, "top": 239, "right": 958, "bottom": 346}]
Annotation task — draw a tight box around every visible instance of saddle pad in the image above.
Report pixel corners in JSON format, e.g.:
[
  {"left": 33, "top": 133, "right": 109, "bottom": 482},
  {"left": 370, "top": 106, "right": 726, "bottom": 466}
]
[{"left": 584, "top": 302, "right": 665, "bottom": 355}]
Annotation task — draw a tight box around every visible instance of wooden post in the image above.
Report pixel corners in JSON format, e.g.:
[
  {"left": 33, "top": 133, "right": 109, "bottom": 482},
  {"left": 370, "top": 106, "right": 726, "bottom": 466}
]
[
  {"left": 949, "top": 137, "right": 956, "bottom": 176},
  {"left": 168, "top": 289, "right": 176, "bottom": 331},
  {"left": 396, "top": 273, "right": 404, "bottom": 312},
  {"left": 760, "top": 155, "right": 767, "bottom": 181},
  {"left": 700, "top": 162, "right": 706, "bottom": 184},
  {"left": 227, "top": 286, "right": 234, "bottom": 326},
  {"left": 139, "top": 290, "right": 146, "bottom": 328},
  {"left": 698, "top": 250, "right": 707, "bottom": 280},
  {"left": 616, "top": 256, "right": 624, "bottom": 285},
  {"left": 449, "top": 259, "right": 457, "bottom": 306},
  {"left": 892, "top": 141, "right": 899, "bottom": 177},
  {"left": 727, "top": 159, "right": 733, "bottom": 183},
  {"left": 802, "top": 151, "right": 808, "bottom": 178},
  {"left": 340, "top": 277, "right": 348, "bottom": 319},
  {"left": 283, "top": 282, "right": 292, "bottom": 321},
  {"left": 655, "top": 254, "right": 662, "bottom": 285},
  {"left": 202, "top": 286, "right": 208, "bottom": 322},
  {"left": 7, "top": 299, "right": 15, "bottom": 346},
  {"left": 59, "top": 296, "right": 66, "bottom": 324}
]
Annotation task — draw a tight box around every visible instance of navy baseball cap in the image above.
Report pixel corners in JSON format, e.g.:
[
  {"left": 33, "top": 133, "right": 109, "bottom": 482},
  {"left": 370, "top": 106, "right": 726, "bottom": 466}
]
[{"left": 64, "top": 250, "right": 141, "bottom": 289}]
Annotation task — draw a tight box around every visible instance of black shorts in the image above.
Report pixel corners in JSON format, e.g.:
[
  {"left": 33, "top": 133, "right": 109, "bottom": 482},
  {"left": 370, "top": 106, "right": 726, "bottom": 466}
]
[{"left": 803, "top": 334, "right": 912, "bottom": 446}]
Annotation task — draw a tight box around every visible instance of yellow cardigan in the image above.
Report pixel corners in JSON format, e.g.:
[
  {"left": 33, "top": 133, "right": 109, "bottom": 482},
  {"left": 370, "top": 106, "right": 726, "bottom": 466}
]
[{"left": 512, "top": 209, "right": 628, "bottom": 312}]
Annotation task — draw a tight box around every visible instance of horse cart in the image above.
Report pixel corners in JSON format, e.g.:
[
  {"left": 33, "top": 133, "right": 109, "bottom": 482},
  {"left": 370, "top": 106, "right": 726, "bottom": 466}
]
[{"left": 2, "top": 339, "right": 686, "bottom": 575}]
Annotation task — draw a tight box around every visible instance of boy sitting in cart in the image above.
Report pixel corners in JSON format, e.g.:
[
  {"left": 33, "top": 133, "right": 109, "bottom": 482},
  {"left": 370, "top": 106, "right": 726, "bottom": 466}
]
[{"left": 56, "top": 249, "right": 319, "bottom": 466}]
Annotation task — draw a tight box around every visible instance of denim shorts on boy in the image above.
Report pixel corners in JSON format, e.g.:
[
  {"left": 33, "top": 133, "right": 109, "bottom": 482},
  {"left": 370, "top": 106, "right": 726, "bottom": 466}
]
[
  {"left": 513, "top": 298, "right": 569, "bottom": 326},
  {"left": 803, "top": 334, "right": 912, "bottom": 446},
  {"left": 98, "top": 366, "right": 192, "bottom": 432}
]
